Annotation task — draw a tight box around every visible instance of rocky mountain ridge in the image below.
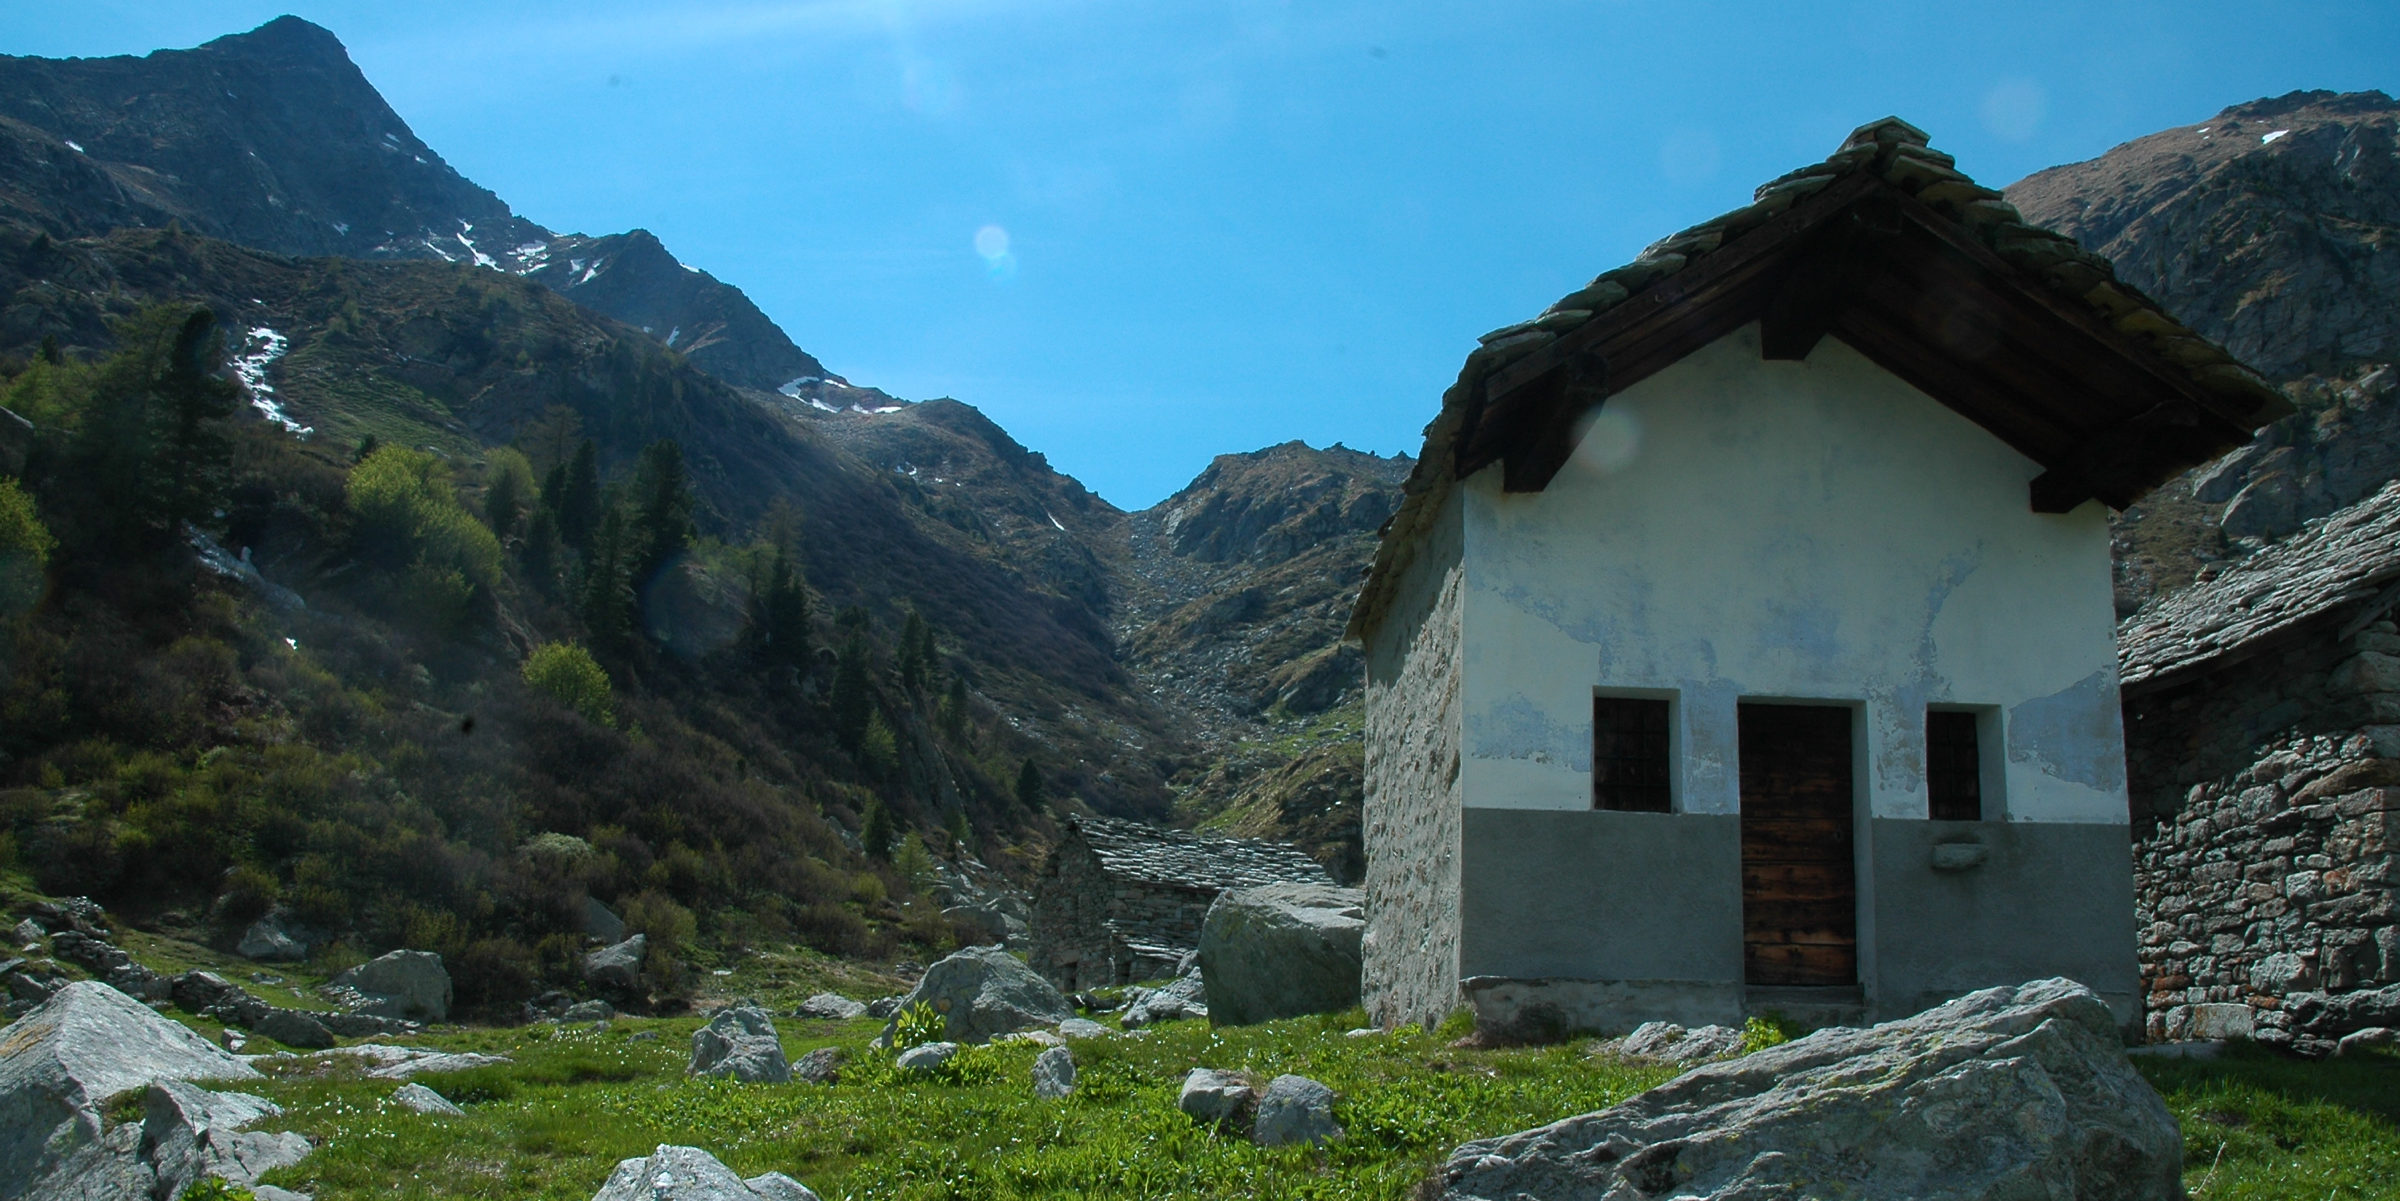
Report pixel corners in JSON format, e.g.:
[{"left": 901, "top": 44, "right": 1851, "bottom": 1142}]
[
  {"left": 0, "top": 16, "right": 827, "bottom": 393},
  {"left": 2006, "top": 89, "right": 2400, "bottom": 611}
]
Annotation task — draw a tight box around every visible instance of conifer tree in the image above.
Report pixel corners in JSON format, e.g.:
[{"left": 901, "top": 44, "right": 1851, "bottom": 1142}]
[
  {"left": 581, "top": 506, "right": 634, "bottom": 650},
  {"left": 629, "top": 438, "right": 693, "bottom": 584},
  {"left": 938, "top": 673, "right": 970, "bottom": 741},
  {"left": 556, "top": 439, "right": 601, "bottom": 553},
  {"left": 755, "top": 547, "right": 811, "bottom": 670},
  {"left": 521, "top": 506, "right": 564, "bottom": 598},
  {"left": 861, "top": 797, "right": 897, "bottom": 861},
  {"left": 1015, "top": 759, "right": 1043, "bottom": 813},
  {"left": 830, "top": 631, "right": 872, "bottom": 748},
  {"left": 896, "top": 609, "right": 932, "bottom": 692}
]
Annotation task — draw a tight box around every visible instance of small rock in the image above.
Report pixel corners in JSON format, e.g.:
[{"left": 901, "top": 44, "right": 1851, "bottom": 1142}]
[
  {"left": 1121, "top": 971, "right": 1207, "bottom": 1028},
  {"left": 2337, "top": 1027, "right": 2397, "bottom": 1056},
  {"left": 12, "top": 918, "right": 43, "bottom": 945},
  {"left": 794, "top": 992, "right": 868, "bottom": 1020},
  {"left": 591, "top": 1144, "right": 821, "bottom": 1201},
  {"left": 995, "top": 1029, "right": 1064, "bottom": 1047},
  {"left": 1252, "top": 1074, "right": 1344, "bottom": 1147},
  {"left": 865, "top": 996, "right": 904, "bottom": 1019},
  {"left": 882, "top": 946, "right": 1074, "bottom": 1045},
  {"left": 392, "top": 1082, "right": 465, "bottom": 1115},
  {"left": 1032, "top": 1045, "right": 1075, "bottom": 1099},
  {"left": 896, "top": 1041, "right": 959, "bottom": 1074},
  {"left": 1612, "top": 1021, "right": 1746, "bottom": 1065},
  {"left": 254, "top": 1007, "right": 337, "bottom": 1050},
  {"left": 689, "top": 1005, "right": 791, "bottom": 1083},
  {"left": 330, "top": 950, "right": 451, "bottom": 1022},
  {"left": 1344, "top": 1028, "right": 1380, "bottom": 1038},
  {"left": 1178, "top": 1068, "right": 1254, "bottom": 1130},
  {"left": 585, "top": 934, "right": 649, "bottom": 993},
  {"left": 237, "top": 910, "right": 312, "bottom": 962},
  {"left": 1057, "top": 1018, "right": 1110, "bottom": 1040},
  {"left": 629, "top": 1030, "right": 661, "bottom": 1043},
  {"left": 793, "top": 1047, "right": 847, "bottom": 1084},
  {"left": 561, "top": 1000, "right": 616, "bottom": 1022}
]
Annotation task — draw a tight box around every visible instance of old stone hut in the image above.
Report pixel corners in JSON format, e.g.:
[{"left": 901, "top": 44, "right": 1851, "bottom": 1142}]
[
  {"left": 2120, "top": 480, "right": 2400, "bottom": 1054},
  {"left": 1029, "top": 814, "right": 1333, "bottom": 991},
  {"left": 1347, "top": 117, "right": 2290, "bottom": 1038}
]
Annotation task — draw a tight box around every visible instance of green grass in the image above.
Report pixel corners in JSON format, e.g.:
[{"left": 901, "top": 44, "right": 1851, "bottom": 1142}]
[
  {"left": 2137, "top": 1042, "right": 2400, "bottom": 1201},
  {"left": 72, "top": 994, "right": 2388, "bottom": 1201}
]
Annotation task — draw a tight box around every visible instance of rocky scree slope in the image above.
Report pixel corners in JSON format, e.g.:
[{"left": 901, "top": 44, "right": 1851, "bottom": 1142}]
[
  {"left": 0, "top": 16, "right": 826, "bottom": 393},
  {"left": 2007, "top": 90, "right": 2400, "bottom": 611}
]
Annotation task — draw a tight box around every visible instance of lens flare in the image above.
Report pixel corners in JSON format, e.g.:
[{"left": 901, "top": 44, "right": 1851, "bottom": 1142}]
[
  {"left": 1572, "top": 406, "right": 1642, "bottom": 474},
  {"left": 974, "top": 225, "right": 1010, "bottom": 260}
]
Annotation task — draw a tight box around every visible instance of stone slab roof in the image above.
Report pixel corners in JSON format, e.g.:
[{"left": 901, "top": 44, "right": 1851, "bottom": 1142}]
[
  {"left": 1349, "top": 116, "right": 2289, "bottom": 643},
  {"left": 1065, "top": 815, "right": 1333, "bottom": 892},
  {"left": 2119, "top": 480, "right": 2400, "bottom": 690}
]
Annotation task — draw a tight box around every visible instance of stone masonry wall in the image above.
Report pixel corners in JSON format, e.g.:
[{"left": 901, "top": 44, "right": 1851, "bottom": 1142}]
[
  {"left": 1362, "top": 493, "right": 1465, "bottom": 1032},
  {"left": 2125, "top": 614, "right": 2400, "bottom": 1054}
]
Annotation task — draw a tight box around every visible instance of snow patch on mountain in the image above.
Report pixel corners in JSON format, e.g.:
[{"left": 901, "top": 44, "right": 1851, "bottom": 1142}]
[{"left": 233, "top": 327, "right": 311, "bottom": 437}]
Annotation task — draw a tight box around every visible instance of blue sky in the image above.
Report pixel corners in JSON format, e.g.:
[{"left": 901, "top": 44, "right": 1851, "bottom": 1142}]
[{"left": 7, "top": 3, "right": 2397, "bottom": 509}]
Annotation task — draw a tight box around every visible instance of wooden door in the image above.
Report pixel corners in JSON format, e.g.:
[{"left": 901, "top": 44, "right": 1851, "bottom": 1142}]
[{"left": 1739, "top": 703, "right": 1857, "bottom": 986}]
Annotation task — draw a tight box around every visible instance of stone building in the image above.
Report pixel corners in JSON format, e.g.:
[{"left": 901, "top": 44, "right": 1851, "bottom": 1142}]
[
  {"left": 1347, "top": 117, "right": 2289, "bottom": 1037},
  {"left": 1029, "top": 814, "right": 1334, "bottom": 991},
  {"left": 2120, "top": 480, "right": 2400, "bottom": 1054}
]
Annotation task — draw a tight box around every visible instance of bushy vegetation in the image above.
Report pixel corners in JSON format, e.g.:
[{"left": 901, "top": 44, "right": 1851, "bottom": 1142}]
[{"left": 0, "top": 304, "right": 1067, "bottom": 1014}]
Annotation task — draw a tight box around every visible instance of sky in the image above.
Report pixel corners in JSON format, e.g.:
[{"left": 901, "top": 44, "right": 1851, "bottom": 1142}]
[{"left": 5, "top": 2, "right": 2398, "bottom": 509}]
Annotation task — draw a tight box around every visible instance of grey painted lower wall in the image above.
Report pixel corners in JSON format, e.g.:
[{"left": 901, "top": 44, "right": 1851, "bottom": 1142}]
[
  {"left": 1870, "top": 819, "right": 2140, "bottom": 1025},
  {"left": 1451, "top": 807, "right": 2140, "bottom": 1033}
]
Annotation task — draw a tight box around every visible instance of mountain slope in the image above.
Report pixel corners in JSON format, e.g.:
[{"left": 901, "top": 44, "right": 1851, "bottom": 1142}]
[
  {"left": 2006, "top": 90, "right": 2400, "bottom": 609},
  {"left": 0, "top": 16, "right": 825, "bottom": 392}
]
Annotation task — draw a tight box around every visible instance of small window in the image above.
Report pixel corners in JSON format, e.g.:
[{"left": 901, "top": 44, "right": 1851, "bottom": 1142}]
[
  {"left": 1926, "top": 709, "right": 1983, "bottom": 821},
  {"left": 1594, "top": 696, "right": 1671, "bottom": 812}
]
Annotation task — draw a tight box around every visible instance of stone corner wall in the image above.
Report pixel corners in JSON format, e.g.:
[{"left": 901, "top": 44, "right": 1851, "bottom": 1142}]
[
  {"left": 1362, "top": 495, "right": 1466, "bottom": 1032},
  {"left": 2125, "top": 616, "right": 2400, "bottom": 1054}
]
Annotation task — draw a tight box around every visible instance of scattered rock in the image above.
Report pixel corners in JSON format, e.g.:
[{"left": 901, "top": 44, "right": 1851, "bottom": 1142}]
[
  {"left": 1121, "top": 971, "right": 1207, "bottom": 1028},
  {"left": 1436, "top": 979, "right": 2183, "bottom": 1201},
  {"left": 0, "top": 981, "right": 261, "bottom": 1195},
  {"left": 142, "top": 1078, "right": 312, "bottom": 1201},
  {"left": 561, "top": 1000, "right": 616, "bottom": 1022},
  {"left": 793, "top": 993, "right": 867, "bottom": 1020},
  {"left": 12, "top": 919, "right": 43, "bottom": 947},
  {"left": 583, "top": 897, "right": 628, "bottom": 943},
  {"left": 2337, "top": 1027, "right": 2397, "bottom": 1056},
  {"left": 884, "top": 945, "right": 1074, "bottom": 1045},
  {"left": 995, "top": 1029, "right": 1064, "bottom": 1047},
  {"left": 895, "top": 1042, "right": 959, "bottom": 1074},
  {"left": 237, "top": 909, "right": 313, "bottom": 962},
  {"left": 591, "top": 1144, "right": 821, "bottom": 1201},
  {"left": 1032, "top": 1046, "right": 1075, "bottom": 1099},
  {"left": 585, "top": 934, "right": 649, "bottom": 993},
  {"left": 1196, "top": 883, "right": 1364, "bottom": 1027},
  {"left": 1057, "top": 1017, "right": 1110, "bottom": 1040},
  {"left": 392, "top": 1082, "right": 465, "bottom": 1115},
  {"left": 28, "top": 897, "right": 107, "bottom": 937},
  {"left": 330, "top": 950, "right": 451, "bottom": 1021},
  {"left": 253, "top": 1007, "right": 337, "bottom": 1051},
  {"left": 1252, "top": 1074, "right": 1343, "bottom": 1147},
  {"left": 689, "top": 1005, "right": 792, "bottom": 1083},
  {"left": 792, "top": 1047, "right": 847, "bottom": 1084},
  {"left": 1177, "top": 1067, "right": 1254, "bottom": 1130},
  {"left": 865, "top": 996, "right": 904, "bottom": 1019},
  {"left": 287, "top": 1044, "right": 509, "bottom": 1079},
  {"left": 1609, "top": 1021, "right": 1747, "bottom": 1065}
]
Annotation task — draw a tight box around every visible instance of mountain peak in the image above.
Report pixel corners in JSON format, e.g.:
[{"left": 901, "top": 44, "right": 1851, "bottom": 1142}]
[{"left": 197, "top": 15, "right": 352, "bottom": 66}]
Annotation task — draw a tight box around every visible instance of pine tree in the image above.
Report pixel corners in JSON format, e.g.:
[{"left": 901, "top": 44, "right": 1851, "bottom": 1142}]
[
  {"left": 629, "top": 438, "right": 693, "bottom": 585},
  {"left": 557, "top": 439, "right": 601, "bottom": 553},
  {"left": 896, "top": 609, "right": 932, "bottom": 692},
  {"left": 483, "top": 448, "right": 533, "bottom": 542},
  {"left": 755, "top": 547, "right": 811, "bottom": 670},
  {"left": 944, "top": 806, "right": 971, "bottom": 850},
  {"left": 861, "top": 797, "right": 897, "bottom": 861},
  {"left": 1015, "top": 759, "right": 1043, "bottom": 813},
  {"left": 581, "top": 506, "right": 634, "bottom": 650},
  {"left": 830, "top": 632, "right": 872, "bottom": 749},
  {"left": 938, "top": 674, "right": 970, "bottom": 741}
]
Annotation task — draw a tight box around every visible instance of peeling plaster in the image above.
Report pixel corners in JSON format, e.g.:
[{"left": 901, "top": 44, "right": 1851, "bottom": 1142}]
[
  {"left": 1469, "top": 695, "right": 1591, "bottom": 772},
  {"left": 2007, "top": 669, "right": 2128, "bottom": 793}
]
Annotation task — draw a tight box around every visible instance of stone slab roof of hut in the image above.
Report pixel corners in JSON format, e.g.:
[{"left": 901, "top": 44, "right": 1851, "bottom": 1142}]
[
  {"left": 1348, "top": 116, "right": 2292, "bottom": 643},
  {"left": 2119, "top": 480, "right": 2400, "bottom": 691},
  {"left": 1066, "top": 815, "right": 1334, "bottom": 891}
]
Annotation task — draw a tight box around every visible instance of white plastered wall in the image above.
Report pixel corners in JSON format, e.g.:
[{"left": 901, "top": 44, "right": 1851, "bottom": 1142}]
[{"left": 1457, "top": 322, "right": 2128, "bottom": 826}]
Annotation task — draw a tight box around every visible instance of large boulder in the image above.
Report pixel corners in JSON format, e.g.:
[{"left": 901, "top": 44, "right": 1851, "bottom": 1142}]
[
  {"left": 592, "top": 1144, "right": 822, "bottom": 1201},
  {"left": 0, "top": 982, "right": 263, "bottom": 1199},
  {"left": 237, "top": 909, "right": 313, "bottom": 962},
  {"left": 142, "top": 1078, "right": 313, "bottom": 1200},
  {"left": 688, "top": 1005, "right": 791, "bottom": 1083},
  {"left": 1252, "top": 1074, "right": 1343, "bottom": 1147},
  {"left": 1436, "top": 979, "right": 2183, "bottom": 1201},
  {"left": 1196, "top": 883, "right": 1364, "bottom": 1026},
  {"left": 585, "top": 934, "right": 648, "bottom": 993},
  {"left": 884, "top": 945, "right": 1073, "bottom": 1045},
  {"left": 331, "top": 949, "right": 451, "bottom": 1021}
]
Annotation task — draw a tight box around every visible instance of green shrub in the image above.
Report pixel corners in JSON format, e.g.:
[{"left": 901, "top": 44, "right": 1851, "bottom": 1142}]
[
  {"left": 890, "top": 1000, "right": 943, "bottom": 1051},
  {"left": 1743, "top": 1013, "right": 1797, "bottom": 1053},
  {"left": 0, "top": 475, "right": 53, "bottom": 617},
  {"left": 346, "top": 446, "right": 503, "bottom": 625},
  {"left": 522, "top": 643, "right": 613, "bottom": 726}
]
